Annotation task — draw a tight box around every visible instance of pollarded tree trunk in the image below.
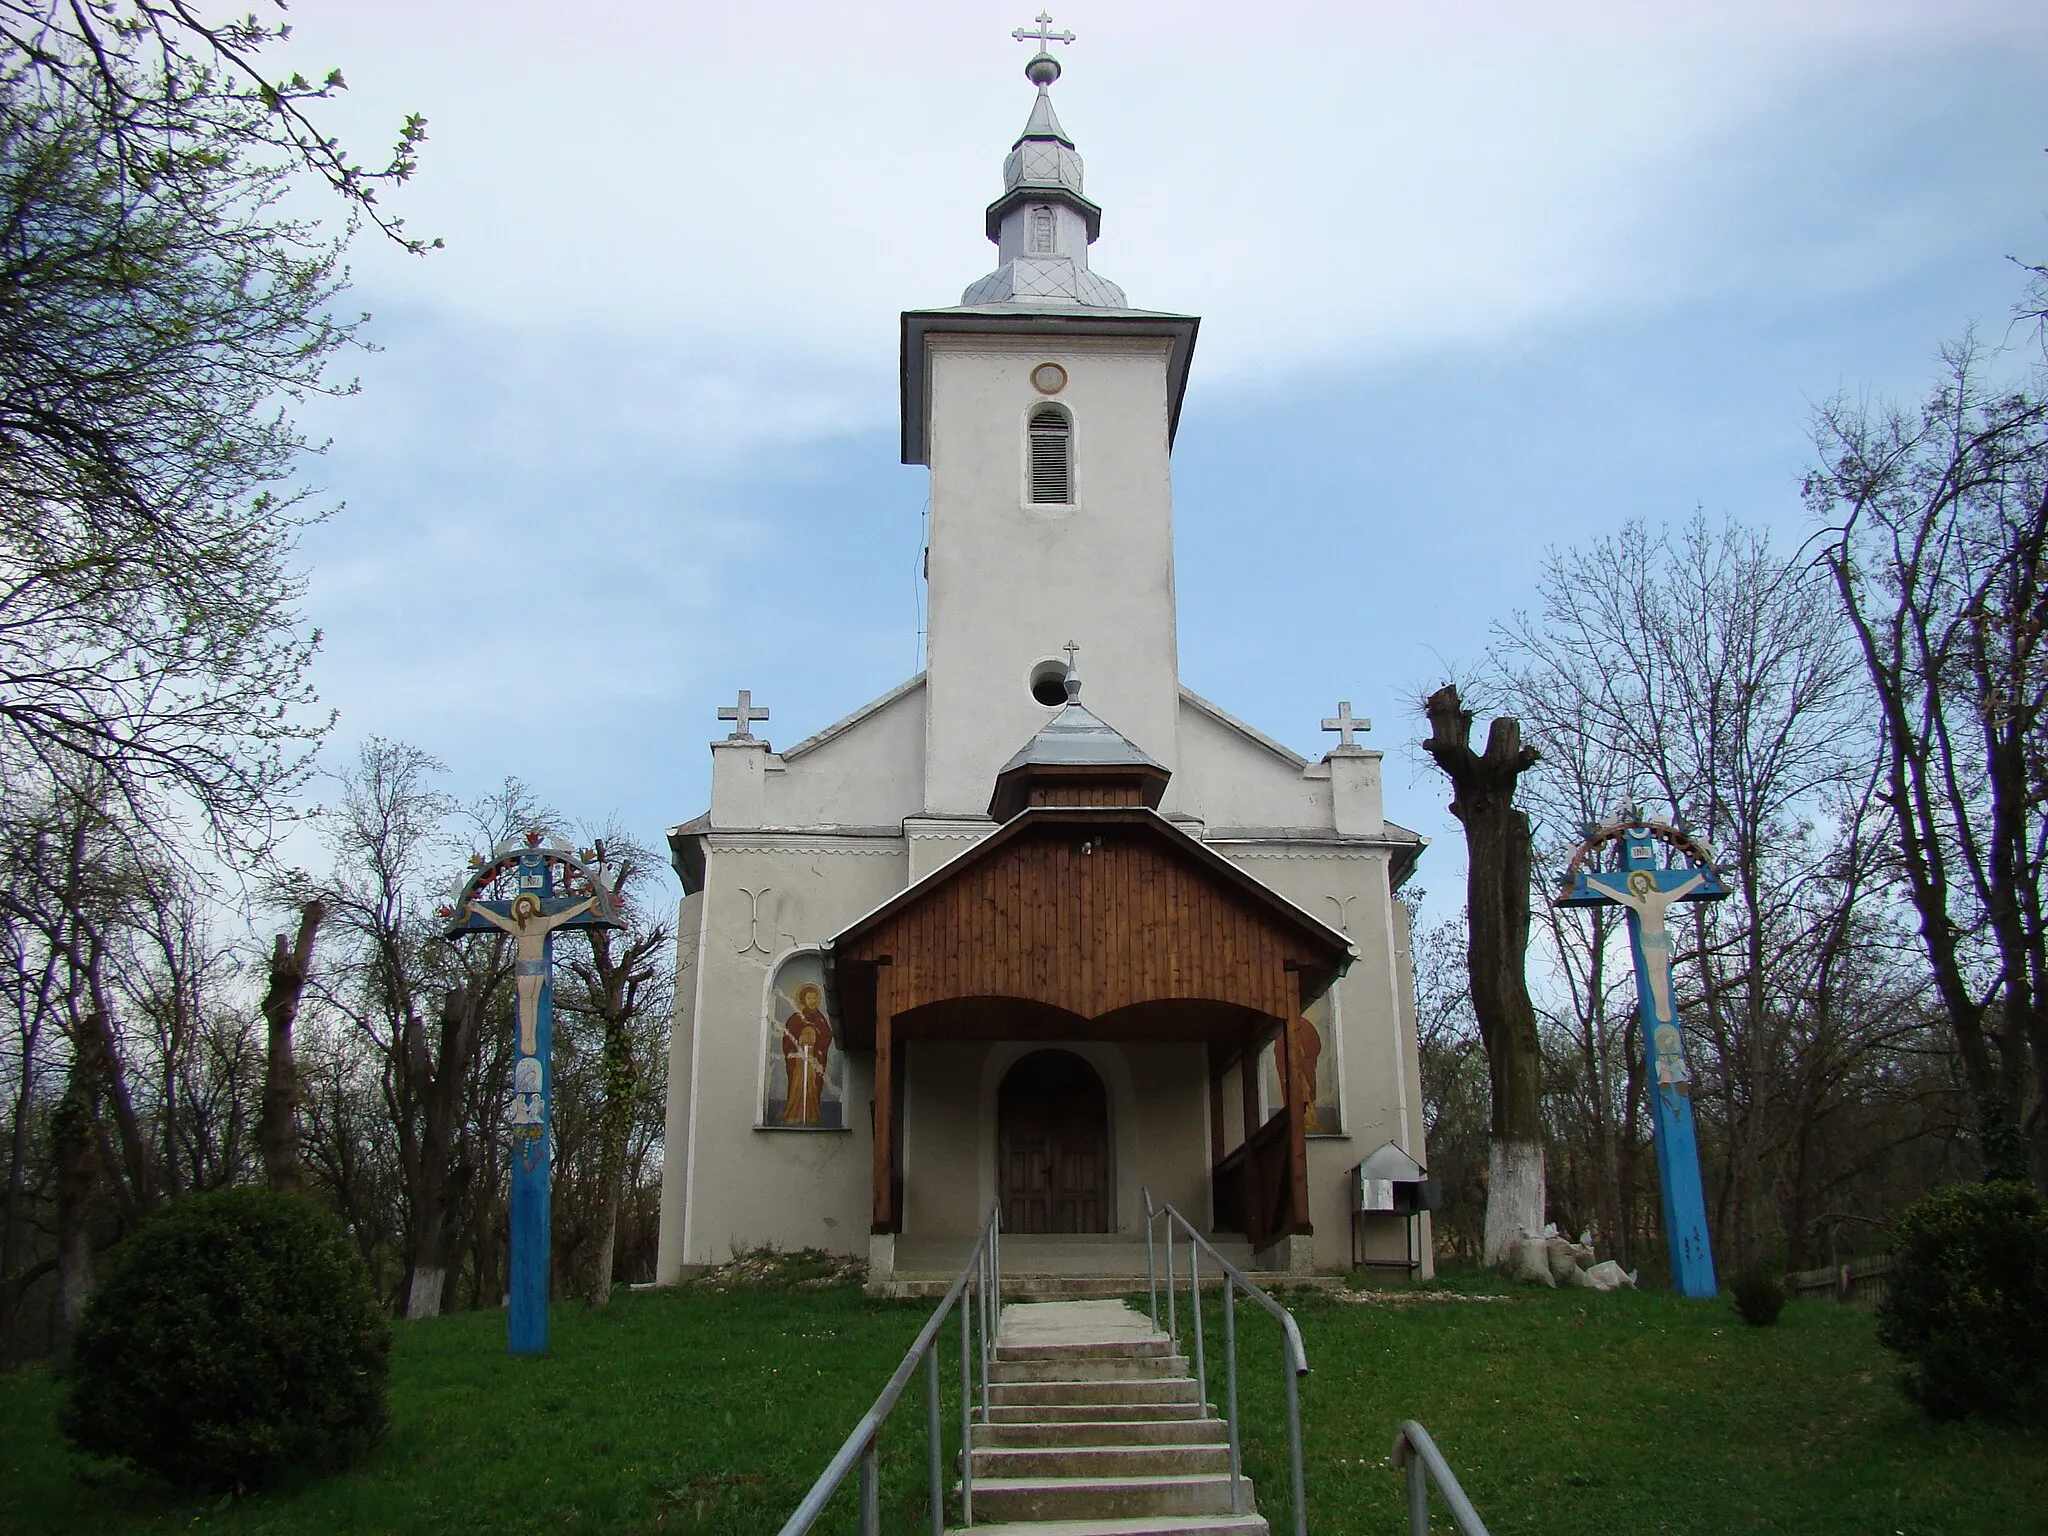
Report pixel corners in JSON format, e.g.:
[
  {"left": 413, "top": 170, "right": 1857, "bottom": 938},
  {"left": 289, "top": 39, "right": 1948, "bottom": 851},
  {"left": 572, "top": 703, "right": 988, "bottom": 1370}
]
[
  {"left": 258, "top": 901, "right": 325, "bottom": 1195},
  {"left": 1422, "top": 684, "right": 1546, "bottom": 1266}
]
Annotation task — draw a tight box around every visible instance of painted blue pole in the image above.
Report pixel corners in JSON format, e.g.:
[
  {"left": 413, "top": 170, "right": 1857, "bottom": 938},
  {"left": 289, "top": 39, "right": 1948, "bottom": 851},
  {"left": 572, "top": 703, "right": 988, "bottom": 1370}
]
[
  {"left": 509, "top": 856, "right": 555, "bottom": 1355},
  {"left": 1558, "top": 815, "right": 1726, "bottom": 1299},
  {"left": 508, "top": 949, "right": 553, "bottom": 1351},
  {"left": 1615, "top": 838, "right": 1717, "bottom": 1299}
]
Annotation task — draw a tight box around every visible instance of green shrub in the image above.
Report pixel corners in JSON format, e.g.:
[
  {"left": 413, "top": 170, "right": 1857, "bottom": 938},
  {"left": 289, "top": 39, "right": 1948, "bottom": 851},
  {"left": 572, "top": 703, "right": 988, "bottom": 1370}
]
[
  {"left": 60, "top": 1186, "right": 391, "bottom": 1491},
  {"left": 1875, "top": 1180, "right": 2048, "bottom": 1423},
  {"left": 1729, "top": 1264, "right": 1786, "bottom": 1326}
]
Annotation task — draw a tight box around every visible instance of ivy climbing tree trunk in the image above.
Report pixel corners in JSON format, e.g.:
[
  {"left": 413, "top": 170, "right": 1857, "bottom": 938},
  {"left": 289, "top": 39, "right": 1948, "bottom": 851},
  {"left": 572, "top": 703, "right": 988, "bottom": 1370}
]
[
  {"left": 1423, "top": 684, "right": 1547, "bottom": 1266},
  {"left": 259, "top": 901, "right": 325, "bottom": 1195},
  {"left": 564, "top": 840, "right": 669, "bottom": 1308}
]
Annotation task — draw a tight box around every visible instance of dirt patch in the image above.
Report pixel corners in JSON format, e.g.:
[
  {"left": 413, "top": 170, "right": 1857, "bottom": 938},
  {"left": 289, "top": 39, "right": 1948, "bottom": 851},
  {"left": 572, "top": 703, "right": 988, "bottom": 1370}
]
[{"left": 687, "top": 1247, "right": 868, "bottom": 1292}]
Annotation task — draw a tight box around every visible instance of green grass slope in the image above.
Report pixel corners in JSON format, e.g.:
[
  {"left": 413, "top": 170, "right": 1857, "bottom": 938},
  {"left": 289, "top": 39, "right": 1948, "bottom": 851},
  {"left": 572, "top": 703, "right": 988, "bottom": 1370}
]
[{"left": 2, "top": 1270, "right": 2042, "bottom": 1535}]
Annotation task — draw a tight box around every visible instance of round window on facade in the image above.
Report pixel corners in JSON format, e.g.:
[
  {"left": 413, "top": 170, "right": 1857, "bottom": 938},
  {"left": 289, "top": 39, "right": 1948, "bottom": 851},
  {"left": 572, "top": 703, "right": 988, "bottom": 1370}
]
[
  {"left": 1031, "top": 361, "right": 1067, "bottom": 394},
  {"left": 1029, "top": 659, "right": 1070, "bottom": 707}
]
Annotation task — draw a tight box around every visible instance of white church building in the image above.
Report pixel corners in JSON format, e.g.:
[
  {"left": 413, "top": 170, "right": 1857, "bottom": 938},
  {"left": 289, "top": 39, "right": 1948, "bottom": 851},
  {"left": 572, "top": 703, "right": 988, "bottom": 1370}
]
[{"left": 655, "top": 38, "right": 1430, "bottom": 1286}]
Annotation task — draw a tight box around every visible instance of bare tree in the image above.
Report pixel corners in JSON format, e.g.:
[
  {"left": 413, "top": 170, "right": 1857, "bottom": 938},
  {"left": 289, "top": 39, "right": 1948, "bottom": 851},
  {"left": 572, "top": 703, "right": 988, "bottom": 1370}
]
[
  {"left": 1421, "top": 683, "right": 1546, "bottom": 1264},
  {"left": 1808, "top": 335, "right": 2048, "bottom": 1184}
]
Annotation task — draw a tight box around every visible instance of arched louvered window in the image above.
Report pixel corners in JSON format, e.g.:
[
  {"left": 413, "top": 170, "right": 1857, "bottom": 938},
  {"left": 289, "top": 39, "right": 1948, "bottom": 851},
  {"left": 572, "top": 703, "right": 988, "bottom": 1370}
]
[
  {"left": 1028, "top": 405, "right": 1071, "bottom": 504},
  {"left": 1030, "top": 204, "right": 1056, "bottom": 255}
]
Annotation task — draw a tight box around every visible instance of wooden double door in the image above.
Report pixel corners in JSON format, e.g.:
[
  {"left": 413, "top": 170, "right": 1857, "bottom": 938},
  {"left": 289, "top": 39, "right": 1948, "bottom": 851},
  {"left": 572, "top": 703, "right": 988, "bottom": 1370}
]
[{"left": 997, "top": 1050, "right": 1111, "bottom": 1234}]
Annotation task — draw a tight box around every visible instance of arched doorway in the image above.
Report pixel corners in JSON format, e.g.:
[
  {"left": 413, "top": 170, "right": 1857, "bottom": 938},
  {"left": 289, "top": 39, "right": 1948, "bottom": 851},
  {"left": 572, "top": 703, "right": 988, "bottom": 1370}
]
[{"left": 997, "top": 1050, "right": 1111, "bottom": 1233}]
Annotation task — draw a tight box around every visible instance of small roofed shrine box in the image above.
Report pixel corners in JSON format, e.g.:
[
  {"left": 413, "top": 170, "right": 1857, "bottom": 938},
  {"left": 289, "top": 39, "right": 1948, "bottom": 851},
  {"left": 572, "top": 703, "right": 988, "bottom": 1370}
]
[{"left": 1349, "top": 1141, "right": 1440, "bottom": 1271}]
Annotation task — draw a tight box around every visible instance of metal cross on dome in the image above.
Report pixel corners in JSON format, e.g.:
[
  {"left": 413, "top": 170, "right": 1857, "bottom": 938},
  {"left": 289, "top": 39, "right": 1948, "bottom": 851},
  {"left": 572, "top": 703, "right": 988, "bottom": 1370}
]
[
  {"left": 1013, "top": 11, "right": 1076, "bottom": 50},
  {"left": 719, "top": 688, "right": 769, "bottom": 740},
  {"left": 1321, "top": 701, "right": 1370, "bottom": 749}
]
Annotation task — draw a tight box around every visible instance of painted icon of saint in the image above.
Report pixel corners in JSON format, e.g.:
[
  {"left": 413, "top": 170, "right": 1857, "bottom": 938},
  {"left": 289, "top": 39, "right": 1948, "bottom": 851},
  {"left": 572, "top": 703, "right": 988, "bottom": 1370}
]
[{"left": 780, "top": 982, "right": 834, "bottom": 1125}]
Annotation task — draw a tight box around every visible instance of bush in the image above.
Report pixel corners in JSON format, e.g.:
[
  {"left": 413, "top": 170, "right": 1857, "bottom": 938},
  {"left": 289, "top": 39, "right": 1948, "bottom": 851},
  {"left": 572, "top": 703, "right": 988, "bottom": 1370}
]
[
  {"left": 1875, "top": 1180, "right": 2048, "bottom": 1423},
  {"left": 60, "top": 1187, "right": 391, "bottom": 1491},
  {"left": 1729, "top": 1264, "right": 1786, "bottom": 1326}
]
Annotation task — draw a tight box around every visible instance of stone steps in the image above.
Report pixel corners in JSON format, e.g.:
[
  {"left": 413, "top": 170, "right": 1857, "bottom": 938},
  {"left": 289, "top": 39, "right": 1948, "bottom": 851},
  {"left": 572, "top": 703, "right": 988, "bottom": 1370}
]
[
  {"left": 992, "top": 1377, "right": 1205, "bottom": 1407},
  {"left": 974, "top": 1443, "right": 1234, "bottom": 1480},
  {"left": 954, "top": 1519, "right": 1268, "bottom": 1536},
  {"left": 976, "top": 1418, "right": 1230, "bottom": 1448},
  {"left": 986, "top": 1401, "right": 1210, "bottom": 1424},
  {"left": 951, "top": 1300, "right": 1265, "bottom": 1536},
  {"left": 995, "top": 1353, "right": 1193, "bottom": 1382},
  {"left": 969, "top": 1474, "right": 1251, "bottom": 1523}
]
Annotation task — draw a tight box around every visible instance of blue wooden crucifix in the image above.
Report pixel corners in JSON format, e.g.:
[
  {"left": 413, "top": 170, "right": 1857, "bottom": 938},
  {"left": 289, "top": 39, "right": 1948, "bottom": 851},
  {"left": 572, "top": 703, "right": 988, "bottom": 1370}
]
[
  {"left": 441, "top": 832, "right": 622, "bottom": 1355},
  {"left": 1557, "top": 813, "right": 1728, "bottom": 1299}
]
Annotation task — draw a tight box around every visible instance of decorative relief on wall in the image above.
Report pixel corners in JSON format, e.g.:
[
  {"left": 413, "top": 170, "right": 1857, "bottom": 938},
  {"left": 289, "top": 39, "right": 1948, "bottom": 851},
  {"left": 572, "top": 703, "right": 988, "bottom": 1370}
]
[
  {"left": 1262, "top": 989, "right": 1343, "bottom": 1136},
  {"left": 737, "top": 886, "right": 774, "bottom": 955},
  {"left": 760, "top": 951, "right": 846, "bottom": 1130}
]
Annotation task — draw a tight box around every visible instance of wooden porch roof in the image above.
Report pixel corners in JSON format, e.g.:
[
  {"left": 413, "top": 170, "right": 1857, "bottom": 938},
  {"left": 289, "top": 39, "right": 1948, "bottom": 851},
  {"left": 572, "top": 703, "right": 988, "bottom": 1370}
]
[{"left": 825, "top": 806, "right": 1354, "bottom": 1051}]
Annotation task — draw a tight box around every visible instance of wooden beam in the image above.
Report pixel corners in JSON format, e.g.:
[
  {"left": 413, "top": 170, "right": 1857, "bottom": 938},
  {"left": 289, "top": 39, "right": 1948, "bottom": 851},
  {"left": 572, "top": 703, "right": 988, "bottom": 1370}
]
[
  {"left": 872, "top": 962, "right": 897, "bottom": 1234},
  {"left": 1238, "top": 1044, "right": 1260, "bottom": 1157},
  {"left": 1207, "top": 1041, "right": 1226, "bottom": 1164},
  {"left": 1278, "top": 1006, "right": 1311, "bottom": 1235}
]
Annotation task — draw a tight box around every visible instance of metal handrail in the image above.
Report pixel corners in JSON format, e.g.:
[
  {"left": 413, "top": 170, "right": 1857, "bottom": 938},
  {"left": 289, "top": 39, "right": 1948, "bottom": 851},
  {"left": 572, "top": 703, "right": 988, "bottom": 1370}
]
[
  {"left": 1389, "top": 1421, "right": 1490, "bottom": 1536},
  {"left": 1142, "top": 1188, "right": 1311, "bottom": 1536},
  {"left": 777, "top": 1206, "right": 1004, "bottom": 1536}
]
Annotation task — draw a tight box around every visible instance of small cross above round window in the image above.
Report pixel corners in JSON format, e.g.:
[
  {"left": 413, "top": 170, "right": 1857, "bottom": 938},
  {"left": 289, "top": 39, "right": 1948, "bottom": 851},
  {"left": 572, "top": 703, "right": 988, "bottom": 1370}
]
[{"left": 1031, "top": 362, "right": 1067, "bottom": 394}]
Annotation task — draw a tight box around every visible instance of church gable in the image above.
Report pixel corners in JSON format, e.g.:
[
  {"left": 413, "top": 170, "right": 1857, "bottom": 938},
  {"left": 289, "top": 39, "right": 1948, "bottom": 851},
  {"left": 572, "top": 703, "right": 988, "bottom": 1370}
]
[
  {"left": 1174, "top": 687, "right": 1335, "bottom": 831},
  {"left": 765, "top": 675, "right": 927, "bottom": 829}
]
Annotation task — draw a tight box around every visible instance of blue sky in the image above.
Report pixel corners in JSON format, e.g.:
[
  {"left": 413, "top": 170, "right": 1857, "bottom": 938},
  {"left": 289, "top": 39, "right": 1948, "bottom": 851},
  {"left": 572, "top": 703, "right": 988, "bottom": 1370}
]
[{"left": 272, "top": 0, "right": 2048, "bottom": 912}]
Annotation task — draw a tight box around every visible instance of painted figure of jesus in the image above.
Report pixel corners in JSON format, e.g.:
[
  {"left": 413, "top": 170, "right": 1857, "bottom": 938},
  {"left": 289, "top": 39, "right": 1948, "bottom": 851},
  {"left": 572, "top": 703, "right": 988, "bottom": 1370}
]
[
  {"left": 464, "top": 889, "right": 598, "bottom": 1054},
  {"left": 1610, "top": 867, "right": 1706, "bottom": 1025},
  {"left": 780, "top": 983, "right": 834, "bottom": 1125}
]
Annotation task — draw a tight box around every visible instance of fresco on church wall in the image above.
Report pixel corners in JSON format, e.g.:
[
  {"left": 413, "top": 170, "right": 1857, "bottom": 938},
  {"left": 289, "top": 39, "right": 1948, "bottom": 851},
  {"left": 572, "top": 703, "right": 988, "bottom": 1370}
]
[
  {"left": 761, "top": 953, "right": 845, "bottom": 1129},
  {"left": 1263, "top": 991, "right": 1342, "bottom": 1136}
]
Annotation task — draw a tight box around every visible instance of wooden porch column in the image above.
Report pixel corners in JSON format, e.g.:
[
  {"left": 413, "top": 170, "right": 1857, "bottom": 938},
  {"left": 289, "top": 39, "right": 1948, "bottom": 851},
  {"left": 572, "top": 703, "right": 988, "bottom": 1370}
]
[
  {"left": 872, "top": 961, "right": 899, "bottom": 1234},
  {"left": 1277, "top": 1003, "right": 1311, "bottom": 1235},
  {"left": 1239, "top": 1044, "right": 1260, "bottom": 1151},
  {"left": 1207, "top": 1042, "right": 1227, "bottom": 1161}
]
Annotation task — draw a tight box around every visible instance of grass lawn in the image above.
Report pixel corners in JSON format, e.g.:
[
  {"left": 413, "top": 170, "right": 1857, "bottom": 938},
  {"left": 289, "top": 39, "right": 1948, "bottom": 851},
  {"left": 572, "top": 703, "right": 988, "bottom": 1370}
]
[{"left": 2, "top": 1262, "right": 2043, "bottom": 1536}]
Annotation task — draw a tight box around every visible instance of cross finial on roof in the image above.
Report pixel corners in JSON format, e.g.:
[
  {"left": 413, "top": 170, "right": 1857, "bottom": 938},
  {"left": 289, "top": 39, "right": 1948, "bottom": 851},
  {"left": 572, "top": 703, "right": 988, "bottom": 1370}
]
[
  {"left": 718, "top": 688, "right": 769, "bottom": 741},
  {"left": 1321, "top": 701, "right": 1370, "bottom": 750},
  {"left": 1013, "top": 11, "right": 1074, "bottom": 86},
  {"left": 1061, "top": 639, "right": 1083, "bottom": 701},
  {"left": 1013, "top": 12, "right": 1075, "bottom": 51}
]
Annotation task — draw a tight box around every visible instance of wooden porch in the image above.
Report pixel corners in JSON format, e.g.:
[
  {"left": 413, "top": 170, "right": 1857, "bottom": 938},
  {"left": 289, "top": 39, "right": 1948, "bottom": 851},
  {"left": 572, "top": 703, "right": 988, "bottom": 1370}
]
[{"left": 826, "top": 805, "right": 1352, "bottom": 1256}]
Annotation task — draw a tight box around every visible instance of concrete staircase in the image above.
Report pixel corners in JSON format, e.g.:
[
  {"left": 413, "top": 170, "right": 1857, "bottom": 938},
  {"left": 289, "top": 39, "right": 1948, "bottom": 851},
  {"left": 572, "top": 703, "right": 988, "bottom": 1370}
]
[{"left": 955, "top": 1300, "right": 1267, "bottom": 1536}]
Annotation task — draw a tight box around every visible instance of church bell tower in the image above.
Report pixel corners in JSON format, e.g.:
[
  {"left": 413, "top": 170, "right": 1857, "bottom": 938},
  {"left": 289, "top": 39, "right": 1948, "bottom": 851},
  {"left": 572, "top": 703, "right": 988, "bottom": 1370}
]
[{"left": 901, "top": 20, "right": 1198, "bottom": 824}]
